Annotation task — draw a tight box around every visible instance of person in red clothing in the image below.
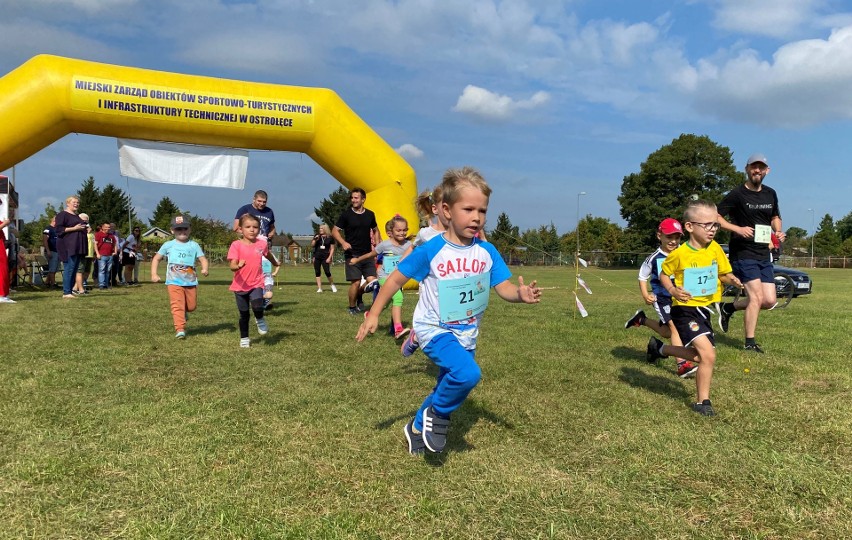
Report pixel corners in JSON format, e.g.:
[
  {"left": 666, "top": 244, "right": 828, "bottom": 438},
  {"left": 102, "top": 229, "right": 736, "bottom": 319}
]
[
  {"left": 94, "top": 222, "right": 117, "bottom": 289},
  {"left": 0, "top": 200, "right": 13, "bottom": 303}
]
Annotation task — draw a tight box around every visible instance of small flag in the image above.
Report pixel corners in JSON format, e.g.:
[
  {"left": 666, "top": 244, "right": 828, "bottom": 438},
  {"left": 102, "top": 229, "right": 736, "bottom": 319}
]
[
  {"left": 574, "top": 292, "right": 589, "bottom": 317},
  {"left": 578, "top": 276, "right": 592, "bottom": 295},
  {"left": 578, "top": 257, "right": 588, "bottom": 268}
]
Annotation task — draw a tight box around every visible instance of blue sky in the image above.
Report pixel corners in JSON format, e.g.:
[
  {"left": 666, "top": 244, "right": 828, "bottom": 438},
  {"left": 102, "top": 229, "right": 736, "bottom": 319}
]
[{"left": 2, "top": 0, "right": 850, "bottom": 236}]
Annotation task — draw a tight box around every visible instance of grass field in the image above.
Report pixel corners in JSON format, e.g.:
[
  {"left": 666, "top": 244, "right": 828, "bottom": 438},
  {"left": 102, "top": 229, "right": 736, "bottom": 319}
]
[{"left": 1, "top": 265, "right": 850, "bottom": 539}]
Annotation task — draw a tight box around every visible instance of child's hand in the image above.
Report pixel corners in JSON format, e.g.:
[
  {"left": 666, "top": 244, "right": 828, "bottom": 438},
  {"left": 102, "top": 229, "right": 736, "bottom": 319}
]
[
  {"left": 349, "top": 257, "right": 358, "bottom": 266},
  {"left": 237, "top": 260, "right": 246, "bottom": 269},
  {"left": 151, "top": 274, "right": 161, "bottom": 283},
  {"left": 671, "top": 287, "right": 691, "bottom": 303},
  {"left": 517, "top": 276, "right": 541, "bottom": 304},
  {"left": 355, "top": 315, "right": 379, "bottom": 342},
  {"left": 201, "top": 269, "right": 209, "bottom": 277},
  {"left": 644, "top": 294, "right": 657, "bottom": 305}
]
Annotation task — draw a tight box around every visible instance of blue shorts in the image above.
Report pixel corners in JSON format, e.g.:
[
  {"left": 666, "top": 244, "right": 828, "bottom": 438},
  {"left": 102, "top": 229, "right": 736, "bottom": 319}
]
[
  {"left": 732, "top": 259, "right": 773, "bottom": 284},
  {"left": 670, "top": 306, "right": 715, "bottom": 348},
  {"left": 47, "top": 251, "right": 60, "bottom": 273},
  {"left": 653, "top": 295, "right": 673, "bottom": 325}
]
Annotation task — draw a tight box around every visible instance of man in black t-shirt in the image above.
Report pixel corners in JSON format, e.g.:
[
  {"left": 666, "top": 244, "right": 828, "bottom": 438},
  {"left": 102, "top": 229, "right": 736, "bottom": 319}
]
[
  {"left": 716, "top": 153, "right": 785, "bottom": 353},
  {"left": 333, "top": 188, "right": 381, "bottom": 315}
]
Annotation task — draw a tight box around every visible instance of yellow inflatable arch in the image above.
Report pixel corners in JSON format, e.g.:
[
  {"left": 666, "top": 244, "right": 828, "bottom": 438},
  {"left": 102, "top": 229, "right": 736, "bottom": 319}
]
[{"left": 0, "top": 54, "right": 419, "bottom": 242}]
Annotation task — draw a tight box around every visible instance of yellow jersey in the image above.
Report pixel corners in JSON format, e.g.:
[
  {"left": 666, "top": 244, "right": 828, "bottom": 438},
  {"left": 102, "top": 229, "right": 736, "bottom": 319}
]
[{"left": 661, "top": 240, "right": 732, "bottom": 307}]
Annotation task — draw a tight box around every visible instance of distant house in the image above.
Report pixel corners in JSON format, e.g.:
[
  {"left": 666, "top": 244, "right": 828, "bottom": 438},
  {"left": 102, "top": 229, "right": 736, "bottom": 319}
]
[
  {"left": 142, "top": 227, "right": 171, "bottom": 240},
  {"left": 287, "top": 235, "right": 315, "bottom": 263}
]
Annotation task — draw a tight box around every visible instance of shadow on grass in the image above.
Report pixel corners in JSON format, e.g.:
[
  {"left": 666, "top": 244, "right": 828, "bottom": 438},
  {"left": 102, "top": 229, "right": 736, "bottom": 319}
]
[
  {"left": 373, "top": 399, "right": 514, "bottom": 467},
  {"left": 618, "top": 366, "right": 690, "bottom": 402}
]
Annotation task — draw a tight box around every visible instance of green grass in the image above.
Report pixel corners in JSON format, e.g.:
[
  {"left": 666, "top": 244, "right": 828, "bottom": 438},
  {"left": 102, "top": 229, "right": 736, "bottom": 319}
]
[{"left": 1, "top": 266, "right": 850, "bottom": 539}]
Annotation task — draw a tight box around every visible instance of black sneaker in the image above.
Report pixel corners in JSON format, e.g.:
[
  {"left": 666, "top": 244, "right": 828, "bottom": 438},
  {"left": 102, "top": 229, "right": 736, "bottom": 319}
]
[
  {"left": 356, "top": 302, "right": 366, "bottom": 312},
  {"left": 744, "top": 343, "right": 765, "bottom": 353},
  {"left": 403, "top": 420, "right": 425, "bottom": 456},
  {"left": 624, "top": 309, "right": 646, "bottom": 329},
  {"left": 646, "top": 337, "right": 665, "bottom": 364},
  {"left": 422, "top": 406, "right": 450, "bottom": 453},
  {"left": 348, "top": 307, "right": 359, "bottom": 315},
  {"left": 692, "top": 399, "right": 716, "bottom": 416},
  {"left": 719, "top": 303, "right": 733, "bottom": 333}
]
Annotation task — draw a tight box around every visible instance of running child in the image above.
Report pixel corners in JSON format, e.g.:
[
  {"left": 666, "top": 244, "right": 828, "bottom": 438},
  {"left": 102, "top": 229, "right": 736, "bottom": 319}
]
[
  {"left": 625, "top": 218, "right": 697, "bottom": 378},
  {"left": 350, "top": 215, "right": 413, "bottom": 339},
  {"left": 356, "top": 166, "right": 542, "bottom": 455},
  {"left": 229, "top": 213, "right": 281, "bottom": 348},
  {"left": 262, "top": 254, "right": 280, "bottom": 310},
  {"left": 150, "top": 215, "right": 209, "bottom": 339},
  {"left": 648, "top": 200, "right": 743, "bottom": 416}
]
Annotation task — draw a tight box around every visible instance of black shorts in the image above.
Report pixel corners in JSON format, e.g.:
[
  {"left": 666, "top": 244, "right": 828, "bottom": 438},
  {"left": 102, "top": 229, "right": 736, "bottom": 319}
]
[
  {"left": 653, "top": 295, "right": 674, "bottom": 325},
  {"left": 121, "top": 252, "right": 136, "bottom": 266},
  {"left": 670, "top": 306, "right": 715, "bottom": 347},
  {"left": 345, "top": 257, "right": 378, "bottom": 282}
]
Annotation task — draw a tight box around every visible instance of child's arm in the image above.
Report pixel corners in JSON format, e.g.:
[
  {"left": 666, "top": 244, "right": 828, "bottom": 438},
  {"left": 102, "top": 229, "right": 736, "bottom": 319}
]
[
  {"left": 719, "top": 272, "right": 743, "bottom": 289},
  {"left": 349, "top": 249, "right": 377, "bottom": 265},
  {"left": 494, "top": 276, "right": 541, "bottom": 304},
  {"left": 659, "top": 273, "right": 691, "bottom": 303},
  {"left": 356, "top": 270, "right": 409, "bottom": 341},
  {"left": 198, "top": 256, "right": 209, "bottom": 277},
  {"left": 229, "top": 258, "right": 245, "bottom": 272},
  {"left": 265, "top": 250, "right": 280, "bottom": 266},
  {"left": 150, "top": 253, "right": 163, "bottom": 283},
  {"left": 639, "top": 280, "right": 656, "bottom": 304}
]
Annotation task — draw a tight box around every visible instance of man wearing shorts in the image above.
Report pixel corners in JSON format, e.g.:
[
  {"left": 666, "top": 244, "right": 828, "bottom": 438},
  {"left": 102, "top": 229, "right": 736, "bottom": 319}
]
[
  {"left": 717, "top": 153, "right": 785, "bottom": 353},
  {"left": 333, "top": 188, "right": 381, "bottom": 315}
]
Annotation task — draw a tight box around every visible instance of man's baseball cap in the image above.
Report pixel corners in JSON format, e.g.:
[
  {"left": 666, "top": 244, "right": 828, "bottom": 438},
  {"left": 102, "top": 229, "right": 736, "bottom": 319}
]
[
  {"left": 171, "top": 215, "right": 190, "bottom": 229},
  {"left": 746, "top": 153, "right": 768, "bottom": 166},
  {"left": 658, "top": 218, "right": 683, "bottom": 235}
]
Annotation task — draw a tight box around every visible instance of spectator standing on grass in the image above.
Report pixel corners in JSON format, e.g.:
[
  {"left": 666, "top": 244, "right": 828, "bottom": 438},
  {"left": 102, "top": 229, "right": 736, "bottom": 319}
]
[
  {"left": 122, "top": 226, "right": 142, "bottom": 284},
  {"left": 333, "top": 188, "right": 381, "bottom": 315},
  {"left": 716, "top": 153, "right": 785, "bottom": 353},
  {"left": 54, "top": 196, "right": 87, "bottom": 299},
  {"left": 72, "top": 214, "right": 94, "bottom": 295},
  {"left": 42, "top": 216, "right": 59, "bottom": 288},
  {"left": 0, "top": 200, "right": 13, "bottom": 303},
  {"left": 151, "top": 215, "right": 209, "bottom": 339},
  {"left": 648, "top": 199, "right": 743, "bottom": 417},
  {"left": 311, "top": 224, "right": 337, "bottom": 293},
  {"left": 110, "top": 223, "right": 122, "bottom": 286},
  {"left": 233, "top": 190, "right": 276, "bottom": 241},
  {"left": 95, "top": 222, "right": 116, "bottom": 290},
  {"left": 356, "top": 167, "right": 542, "bottom": 456},
  {"left": 625, "top": 218, "right": 697, "bottom": 379}
]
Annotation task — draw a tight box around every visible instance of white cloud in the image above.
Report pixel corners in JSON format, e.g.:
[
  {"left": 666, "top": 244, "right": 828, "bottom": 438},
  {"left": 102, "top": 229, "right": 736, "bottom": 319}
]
[
  {"left": 452, "top": 85, "right": 550, "bottom": 121},
  {"left": 692, "top": 25, "right": 852, "bottom": 126},
  {"left": 708, "top": 0, "right": 826, "bottom": 38},
  {"left": 396, "top": 144, "right": 423, "bottom": 160}
]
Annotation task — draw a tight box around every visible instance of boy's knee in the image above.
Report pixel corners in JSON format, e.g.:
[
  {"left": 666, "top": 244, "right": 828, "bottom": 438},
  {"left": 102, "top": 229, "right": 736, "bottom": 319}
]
[
  {"left": 455, "top": 363, "right": 482, "bottom": 390},
  {"left": 250, "top": 298, "right": 264, "bottom": 311}
]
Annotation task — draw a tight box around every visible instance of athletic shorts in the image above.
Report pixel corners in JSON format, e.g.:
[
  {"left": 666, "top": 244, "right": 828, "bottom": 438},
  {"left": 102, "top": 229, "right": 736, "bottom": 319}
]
[
  {"left": 731, "top": 258, "right": 773, "bottom": 284},
  {"left": 47, "top": 251, "right": 60, "bottom": 273},
  {"left": 345, "top": 257, "right": 378, "bottom": 282},
  {"left": 652, "top": 295, "right": 674, "bottom": 325},
  {"left": 121, "top": 252, "right": 136, "bottom": 266},
  {"left": 670, "top": 306, "right": 715, "bottom": 348}
]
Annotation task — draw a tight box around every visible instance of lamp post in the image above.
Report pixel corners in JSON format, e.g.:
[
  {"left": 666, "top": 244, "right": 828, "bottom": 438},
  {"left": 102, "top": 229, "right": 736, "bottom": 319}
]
[
  {"left": 576, "top": 191, "right": 586, "bottom": 260},
  {"left": 808, "top": 208, "right": 815, "bottom": 268}
]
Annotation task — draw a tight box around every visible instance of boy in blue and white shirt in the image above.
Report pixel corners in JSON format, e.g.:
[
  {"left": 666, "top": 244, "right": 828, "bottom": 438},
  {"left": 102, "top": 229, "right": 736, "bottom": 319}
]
[
  {"left": 150, "top": 215, "right": 209, "bottom": 339},
  {"left": 356, "top": 167, "right": 541, "bottom": 456}
]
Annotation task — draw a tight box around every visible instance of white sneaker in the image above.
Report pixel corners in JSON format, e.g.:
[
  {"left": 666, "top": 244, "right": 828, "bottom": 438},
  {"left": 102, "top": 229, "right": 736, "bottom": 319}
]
[
  {"left": 331, "top": 284, "right": 338, "bottom": 293},
  {"left": 239, "top": 337, "right": 250, "bottom": 348},
  {"left": 256, "top": 318, "right": 269, "bottom": 335},
  {"left": 316, "top": 288, "right": 323, "bottom": 293},
  {"left": 0, "top": 296, "right": 16, "bottom": 303}
]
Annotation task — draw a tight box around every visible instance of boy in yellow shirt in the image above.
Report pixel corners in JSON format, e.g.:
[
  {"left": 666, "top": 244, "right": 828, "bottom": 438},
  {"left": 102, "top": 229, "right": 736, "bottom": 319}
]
[{"left": 648, "top": 200, "right": 743, "bottom": 416}]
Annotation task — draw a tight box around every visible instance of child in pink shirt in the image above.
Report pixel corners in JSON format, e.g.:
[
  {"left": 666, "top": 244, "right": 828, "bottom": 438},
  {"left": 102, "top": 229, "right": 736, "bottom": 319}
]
[{"left": 229, "top": 214, "right": 280, "bottom": 348}]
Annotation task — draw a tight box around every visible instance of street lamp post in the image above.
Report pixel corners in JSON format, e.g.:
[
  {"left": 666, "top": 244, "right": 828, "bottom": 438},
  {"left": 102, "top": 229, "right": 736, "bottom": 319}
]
[
  {"left": 808, "top": 208, "right": 815, "bottom": 268},
  {"left": 576, "top": 191, "right": 586, "bottom": 260}
]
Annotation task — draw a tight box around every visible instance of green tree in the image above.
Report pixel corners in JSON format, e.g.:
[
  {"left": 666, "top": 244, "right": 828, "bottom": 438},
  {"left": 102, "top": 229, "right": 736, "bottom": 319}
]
[
  {"left": 149, "top": 197, "right": 182, "bottom": 231},
  {"left": 488, "top": 212, "right": 520, "bottom": 255},
  {"left": 74, "top": 177, "right": 137, "bottom": 233},
  {"left": 313, "top": 186, "right": 350, "bottom": 233},
  {"left": 76, "top": 177, "right": 101, "bottom": 220},
  {"left": 784, "top": 226, "right": 808, "bottom": 252},
  {"left": 813, "top": 214, "right": 841, "bottom": 256},
  {"left": 836, "top": 211, "right": 852, "bottom": 241},
  {"left": 186, "top": 215, "right": 234, "bottom": 246},
  {"left": 618, "top": 134, "right": 741, "bottom": 251},
  {"left": 20, "top": 202, "right": 61, "bottom": 250}
]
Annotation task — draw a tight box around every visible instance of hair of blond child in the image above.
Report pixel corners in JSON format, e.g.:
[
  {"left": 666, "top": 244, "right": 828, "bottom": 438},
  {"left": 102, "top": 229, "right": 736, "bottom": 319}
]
[
  {"left": 385, "top": 214, "right": 408, "bottom": 233},
  {"left": 440, "top": 166, "right": 492, "bottom": 206},
  {"left": 238, "top": 213, "right": 261, "bottom": 227},
  {"left": 683, "top": 199, "right": 717, "bottom": 223},
  {"left": 415, "top": 185, "right": 444, "bottom": 219}
]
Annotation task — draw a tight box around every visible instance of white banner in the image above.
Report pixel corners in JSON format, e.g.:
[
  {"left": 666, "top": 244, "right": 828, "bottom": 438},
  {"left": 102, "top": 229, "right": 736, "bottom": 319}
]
[{"left": 117, "top": 138, "right": 247, "bottom": 189}]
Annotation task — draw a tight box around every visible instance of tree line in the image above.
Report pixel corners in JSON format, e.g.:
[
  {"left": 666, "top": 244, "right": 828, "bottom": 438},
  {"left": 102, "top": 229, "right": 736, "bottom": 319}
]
[{"left": 17, "top": 134, "right": 852, "bottom": 258}]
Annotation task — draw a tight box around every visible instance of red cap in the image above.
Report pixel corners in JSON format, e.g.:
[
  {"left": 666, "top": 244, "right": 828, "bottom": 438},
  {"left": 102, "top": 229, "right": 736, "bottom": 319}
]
[{"left": 658, "top": 218, "right": 683, "bottom": 235}]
